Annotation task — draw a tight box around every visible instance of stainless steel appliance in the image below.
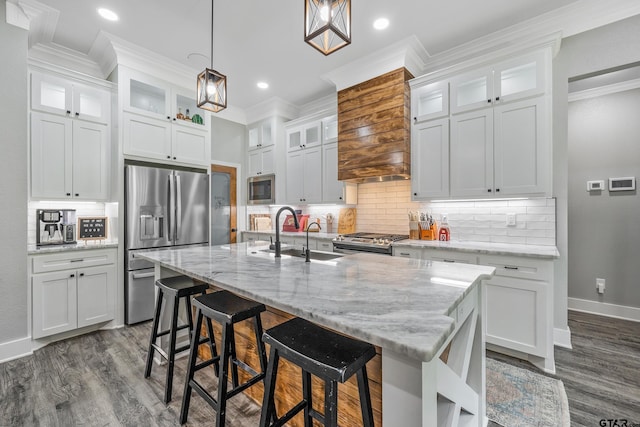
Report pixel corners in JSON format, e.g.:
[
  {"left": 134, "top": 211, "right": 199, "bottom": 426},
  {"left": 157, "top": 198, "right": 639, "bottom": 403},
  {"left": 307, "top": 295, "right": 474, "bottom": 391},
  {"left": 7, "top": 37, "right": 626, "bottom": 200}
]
[
  {"left": 333, "top": 232, "right": 409, "bottom": 255},
  {"left": 247, "top": 174, "right": 275, "bottom": 205},
  {"left": 125, "top": 164, "right": 209, "bottom": 324},
  {"left": 36, "top": 209, "right": 76, "bottom": 246}
]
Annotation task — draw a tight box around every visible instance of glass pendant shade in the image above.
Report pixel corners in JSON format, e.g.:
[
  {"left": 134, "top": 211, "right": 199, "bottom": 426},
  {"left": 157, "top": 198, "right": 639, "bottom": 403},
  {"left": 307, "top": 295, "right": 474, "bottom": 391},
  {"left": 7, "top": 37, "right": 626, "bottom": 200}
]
[
  {"left": 197, "top": 68, "right": 227, "bottom": 112},
  {"left": 304, "top": 0, "right": 351, "bottom": 55}
]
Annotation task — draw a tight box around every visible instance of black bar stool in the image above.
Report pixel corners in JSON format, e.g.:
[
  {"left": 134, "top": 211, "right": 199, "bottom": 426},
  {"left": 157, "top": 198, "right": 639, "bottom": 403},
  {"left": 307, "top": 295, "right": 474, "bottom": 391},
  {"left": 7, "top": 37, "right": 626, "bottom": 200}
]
[
  {"left": 259, "top": 317, "right": 376, "bottom": 427},
  {"left": 144, "top": 275, "right": 212, "bottom": 404},
  {"left": 180, "top": 290, "right": 270, "bottom": 427}
]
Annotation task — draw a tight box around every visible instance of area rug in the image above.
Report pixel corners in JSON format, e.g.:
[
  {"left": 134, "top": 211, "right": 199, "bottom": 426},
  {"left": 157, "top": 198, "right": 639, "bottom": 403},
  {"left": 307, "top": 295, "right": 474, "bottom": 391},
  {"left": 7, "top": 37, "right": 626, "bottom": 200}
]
[{"left": 487, "top": 358, "right": 570, "bottom": 427}]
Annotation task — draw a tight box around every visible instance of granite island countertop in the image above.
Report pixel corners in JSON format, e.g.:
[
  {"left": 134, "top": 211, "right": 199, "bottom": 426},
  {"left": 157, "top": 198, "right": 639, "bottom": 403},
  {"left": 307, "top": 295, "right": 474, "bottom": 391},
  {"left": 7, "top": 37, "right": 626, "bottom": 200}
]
[{"left": 138, "top": 242, "right": 495, "bottom": 362}]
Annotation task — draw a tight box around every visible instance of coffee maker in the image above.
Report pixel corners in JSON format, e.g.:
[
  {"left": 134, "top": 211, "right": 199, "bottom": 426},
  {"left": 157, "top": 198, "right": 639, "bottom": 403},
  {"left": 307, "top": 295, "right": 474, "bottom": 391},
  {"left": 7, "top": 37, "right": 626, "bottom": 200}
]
[{"left": 36, "top": 209, "right": 77, "bottom": 246}]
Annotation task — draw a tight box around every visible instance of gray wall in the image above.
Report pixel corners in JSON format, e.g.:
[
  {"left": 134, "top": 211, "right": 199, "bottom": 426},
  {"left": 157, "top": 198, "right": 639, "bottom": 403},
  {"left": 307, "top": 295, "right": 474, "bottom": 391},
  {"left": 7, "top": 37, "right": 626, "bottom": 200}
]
[
  {"left": 0, "top": 6, "right": 29, "bottom": 346},
  {"left": 210, "top": 116, "right": 246, "bottom": 166},
  {"left": 568, "top": 88, "right": 640, "bottom": 307},
  {"left": 554, "top": 14, "right": 640, "bottom": 311}
]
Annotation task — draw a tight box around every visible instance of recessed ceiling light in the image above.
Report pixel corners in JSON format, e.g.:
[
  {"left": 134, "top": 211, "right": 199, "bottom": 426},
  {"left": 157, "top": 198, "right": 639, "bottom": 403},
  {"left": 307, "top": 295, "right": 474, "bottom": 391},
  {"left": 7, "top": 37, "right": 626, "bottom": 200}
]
[
  {"left": 257, "top": 82, "right": 269, "bottom": 89},
  {"left": 373, "top": 18, "right": 389, "bottom": 30},
  {"left": 98, "top": 8, "right": 119, "bottom": 22}
]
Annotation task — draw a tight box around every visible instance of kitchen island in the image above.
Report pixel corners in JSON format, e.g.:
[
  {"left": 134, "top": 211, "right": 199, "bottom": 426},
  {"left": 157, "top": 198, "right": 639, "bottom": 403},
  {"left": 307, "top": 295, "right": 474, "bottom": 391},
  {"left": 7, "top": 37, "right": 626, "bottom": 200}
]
[{"left": 138, "top": 242, "right": 495, "bottom": 426}]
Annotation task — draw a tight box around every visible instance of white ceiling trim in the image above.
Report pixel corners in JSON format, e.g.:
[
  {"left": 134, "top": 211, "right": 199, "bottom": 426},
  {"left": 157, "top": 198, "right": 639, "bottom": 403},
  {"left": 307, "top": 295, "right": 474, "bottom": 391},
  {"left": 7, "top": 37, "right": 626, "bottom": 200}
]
[
  {"left": 244, "top": 97, "right": 299, "bottom": 124},
  {"left": 568, "top": 78, "right": 640, "bottom": 102},
  {"left": 322, "top": 35, "right": 429, "bottom": 91},
  {"left": 28, "top": 43, "right": 105, "bottom": 79},
  {"left": 421, "top": 0, "right": 640, "bottom": 74},
  {"left": 6, "top": 0, "right": 59, "bottom": 47}
]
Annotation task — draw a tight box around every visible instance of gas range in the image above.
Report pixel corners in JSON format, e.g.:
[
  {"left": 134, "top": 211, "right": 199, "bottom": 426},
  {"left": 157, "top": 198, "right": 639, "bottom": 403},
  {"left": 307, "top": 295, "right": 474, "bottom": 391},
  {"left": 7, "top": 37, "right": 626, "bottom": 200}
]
[{"left": 333, "top": 232, "right": 409, "bottom": 255}]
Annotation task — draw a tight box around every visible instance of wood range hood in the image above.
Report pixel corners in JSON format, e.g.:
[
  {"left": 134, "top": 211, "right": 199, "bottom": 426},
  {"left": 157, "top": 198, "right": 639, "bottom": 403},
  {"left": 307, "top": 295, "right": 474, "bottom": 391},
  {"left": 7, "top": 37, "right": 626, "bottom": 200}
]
[{"left": 337, "top": 68, "right": 413, "bottom": 183}]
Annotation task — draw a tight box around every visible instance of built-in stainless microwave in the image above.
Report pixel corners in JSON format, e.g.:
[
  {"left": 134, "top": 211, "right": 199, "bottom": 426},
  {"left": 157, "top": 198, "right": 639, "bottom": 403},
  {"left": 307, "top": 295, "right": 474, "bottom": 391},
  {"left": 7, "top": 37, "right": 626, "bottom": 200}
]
[{"left": 247, "top": 174, "right": 275, "bottom": 205}]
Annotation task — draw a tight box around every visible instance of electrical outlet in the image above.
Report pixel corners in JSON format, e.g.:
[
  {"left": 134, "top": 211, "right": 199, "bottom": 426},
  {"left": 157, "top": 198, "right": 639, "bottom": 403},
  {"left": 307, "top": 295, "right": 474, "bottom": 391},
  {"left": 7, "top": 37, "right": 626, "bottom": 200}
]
[
  {"left": 506, "top": 213, "right": 517, "bottom": 226},
  {"left": 596, "top": 278, "right": 606, "bottom": 294}
]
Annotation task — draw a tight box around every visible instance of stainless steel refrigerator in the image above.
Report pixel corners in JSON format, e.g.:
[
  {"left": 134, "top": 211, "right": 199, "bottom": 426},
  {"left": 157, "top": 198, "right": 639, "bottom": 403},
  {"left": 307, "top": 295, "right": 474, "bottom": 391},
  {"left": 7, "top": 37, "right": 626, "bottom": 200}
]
[{"left": 125, "top": 164, "right": 209, "bottom": 324}]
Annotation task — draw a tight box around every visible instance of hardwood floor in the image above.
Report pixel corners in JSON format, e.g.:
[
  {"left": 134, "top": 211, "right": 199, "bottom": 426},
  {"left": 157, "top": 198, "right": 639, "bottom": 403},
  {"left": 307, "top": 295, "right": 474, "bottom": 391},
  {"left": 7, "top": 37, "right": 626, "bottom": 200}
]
[
  {"left": 489, "top": 310, "right": 640, "bottom": 427},
  {"left": 1, "top": 310, "right": 638, "bottom": 426}
]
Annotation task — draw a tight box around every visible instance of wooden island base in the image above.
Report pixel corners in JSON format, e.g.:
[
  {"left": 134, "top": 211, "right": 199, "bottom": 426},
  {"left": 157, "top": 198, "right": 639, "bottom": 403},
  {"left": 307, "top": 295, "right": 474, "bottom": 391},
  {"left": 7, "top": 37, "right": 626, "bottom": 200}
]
[{"left": 198, "top": 291, "right": 383, "bottom": 427}]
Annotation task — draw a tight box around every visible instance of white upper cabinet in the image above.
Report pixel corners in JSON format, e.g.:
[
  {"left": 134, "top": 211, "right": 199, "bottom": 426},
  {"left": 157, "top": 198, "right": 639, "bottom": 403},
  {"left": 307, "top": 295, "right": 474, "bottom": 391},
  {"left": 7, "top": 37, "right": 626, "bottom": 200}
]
[
  {"left": 411, "top": 118, "right": 450, "bottom": 199},
  {"left": 120, "top": 67, "right": 210, "bottom": 166},
  {"left": 31, "top": 72, "right": 111, "bottom": 124},
  {"left": 411, "top": 81, "right": 449, "bottom": 123},
  {"left": 286, "top": 146, "right": 322, "bottom": 204},
  {"left": 248, "top": 117, "right": 275, "bottom": 150},
  {"left": 248, "top": 145, "right": 275, "bottom": 176},
  {"left": 450, "top": 51, "right": 547, "bottom": 114},
  {"left": 287, "top": 121, "right": 322, "bottom": 152}
]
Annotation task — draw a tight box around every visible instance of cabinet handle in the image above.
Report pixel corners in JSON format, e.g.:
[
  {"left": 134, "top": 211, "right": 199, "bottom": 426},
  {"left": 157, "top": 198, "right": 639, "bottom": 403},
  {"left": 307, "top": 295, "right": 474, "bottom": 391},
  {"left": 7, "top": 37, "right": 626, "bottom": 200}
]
[
  {"left": 70, "top": 274, "right": 75, "bottom": 278},
  {"left": 70, "top": 259, "right": 83, "bottom": 263},
  {"left": 79, "top": 273, "right": 85, "bottom": 277},
  {"left": 443, "top": 259, "right": 455, "bottom": 263},
  {"left": 399, "top": 252, "right": 410, "bottom": 256},
  {"left": 231, "top": 228, "right": 237, "bottom": 232},
  {"left": 487, "top": 189, "right": 492, "bottom": 192},
  {"left": 504, "top": 266, "right": 519, "bottom": 270}
]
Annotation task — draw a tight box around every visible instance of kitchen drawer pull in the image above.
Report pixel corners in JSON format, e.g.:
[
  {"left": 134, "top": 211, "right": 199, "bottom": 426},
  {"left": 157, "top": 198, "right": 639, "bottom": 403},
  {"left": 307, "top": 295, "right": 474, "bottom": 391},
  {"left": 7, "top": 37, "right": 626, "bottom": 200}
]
[
  {"left": 70, "top": 259, "right": 84, "bottom": 263},
  {"left": 504, "top": 266, "right": 519, "bottom": 270},
  {"left": 399, "top": 252, "right": 411, "bottom": 256},
  {"left": 443, "top": 259, "right": 455, "bottom": 263},
  {"left": 133, "top": 272, "right": 155, "bottom": 279}
]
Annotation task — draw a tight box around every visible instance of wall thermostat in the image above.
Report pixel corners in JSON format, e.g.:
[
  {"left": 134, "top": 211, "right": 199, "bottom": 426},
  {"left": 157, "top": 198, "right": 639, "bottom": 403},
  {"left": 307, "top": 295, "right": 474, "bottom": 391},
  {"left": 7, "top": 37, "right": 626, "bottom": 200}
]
[
  {"left": 609, "top": 177, "right": 636, "bottom": 192},
  {"left": 586, "top": 180, "right": 605, "bottom": 191}
]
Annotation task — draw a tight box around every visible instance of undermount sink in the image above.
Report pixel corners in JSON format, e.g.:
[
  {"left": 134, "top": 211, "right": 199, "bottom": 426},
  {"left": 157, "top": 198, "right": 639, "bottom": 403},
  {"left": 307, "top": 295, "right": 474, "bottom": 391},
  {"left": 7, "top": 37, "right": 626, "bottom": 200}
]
[{"left": 259, "top": 247, "right": 344, "bottom": 261}]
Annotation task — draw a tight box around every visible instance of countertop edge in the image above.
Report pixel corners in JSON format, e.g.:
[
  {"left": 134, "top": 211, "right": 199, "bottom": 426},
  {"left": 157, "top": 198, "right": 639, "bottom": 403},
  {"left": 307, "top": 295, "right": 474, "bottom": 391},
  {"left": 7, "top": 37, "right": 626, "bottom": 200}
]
[{"left": 28, "top": 242, "right": 119, "bottom": 255}]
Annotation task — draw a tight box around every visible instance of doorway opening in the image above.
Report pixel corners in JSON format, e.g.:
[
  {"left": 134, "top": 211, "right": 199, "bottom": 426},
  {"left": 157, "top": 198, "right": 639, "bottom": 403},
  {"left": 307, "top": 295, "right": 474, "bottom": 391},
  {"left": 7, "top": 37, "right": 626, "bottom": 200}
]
[{"left": 210, "top": 164, "right": 238, "bottom": 245}]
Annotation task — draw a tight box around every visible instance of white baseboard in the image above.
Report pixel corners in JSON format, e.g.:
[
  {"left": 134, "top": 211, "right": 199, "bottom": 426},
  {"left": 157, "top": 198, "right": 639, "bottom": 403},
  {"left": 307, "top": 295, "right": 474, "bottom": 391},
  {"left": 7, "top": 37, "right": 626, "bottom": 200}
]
[
  {"left": 568, "top": 297, "right": 640, "bottom": 322},
  {"left": 0, "top": 336, "right": 33, "bottom": 364},
  {"left": 554, "top": 326, "right": 573, "bottom": 349}
]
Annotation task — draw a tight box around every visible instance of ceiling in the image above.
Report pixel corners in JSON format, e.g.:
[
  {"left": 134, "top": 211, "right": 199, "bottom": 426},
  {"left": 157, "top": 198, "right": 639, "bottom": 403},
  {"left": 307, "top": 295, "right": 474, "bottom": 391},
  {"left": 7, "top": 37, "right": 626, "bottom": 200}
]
[{"left": 29, "top": 0, "right": 585, "bottom": 111}]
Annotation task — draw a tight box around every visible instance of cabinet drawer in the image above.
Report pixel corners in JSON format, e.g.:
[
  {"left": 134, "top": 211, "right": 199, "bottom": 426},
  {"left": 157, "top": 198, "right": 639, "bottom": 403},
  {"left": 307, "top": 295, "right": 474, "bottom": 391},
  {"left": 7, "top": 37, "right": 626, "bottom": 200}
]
[
  {"left": 478, "top": 254, "right": 551, "bottom": 281},
  {"left": 392, "top": 247, "right": 422, "bottom": 259},
  {"left": 423, "top": 249, "right": 477, "bottom": 264},
  {"left": 32, "top": 249, "right": 116, "bottom": 274}
]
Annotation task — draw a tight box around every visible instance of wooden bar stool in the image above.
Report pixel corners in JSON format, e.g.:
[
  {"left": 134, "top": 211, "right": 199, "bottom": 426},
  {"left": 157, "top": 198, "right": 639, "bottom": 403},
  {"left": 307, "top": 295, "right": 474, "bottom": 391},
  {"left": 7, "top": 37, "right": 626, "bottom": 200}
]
[
  {"left": 144, "top": 275, "right": 212, "bottom": 404},
  {"left": 180, "top": 290, "right": 270, "bottom": 427},
  {"left": 259, "top": 317, "right": 376, "bottom": 427}
]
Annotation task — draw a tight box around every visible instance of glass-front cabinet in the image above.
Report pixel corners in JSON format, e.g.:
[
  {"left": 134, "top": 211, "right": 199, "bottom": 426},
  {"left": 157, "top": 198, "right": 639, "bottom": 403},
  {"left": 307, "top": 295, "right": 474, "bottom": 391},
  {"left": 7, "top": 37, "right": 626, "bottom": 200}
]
[
  {"left": 411, "top": 81, "right": 449, "bottom": 123},
  {"left": 450, "top": 68, "right": 493, "bottom": 114},
  {"left": 31, "top": 72, "right": 110, "bottom": 124}
]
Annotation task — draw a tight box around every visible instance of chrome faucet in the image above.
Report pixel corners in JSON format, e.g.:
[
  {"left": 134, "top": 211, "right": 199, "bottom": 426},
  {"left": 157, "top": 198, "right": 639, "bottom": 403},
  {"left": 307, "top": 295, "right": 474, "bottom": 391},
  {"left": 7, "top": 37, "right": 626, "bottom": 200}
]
[
  {"left": 304, "top": 221, "right": 321, "bottom": 262},
  {"left": 274, "top": 206, "right": 299, "bottom": 258}
]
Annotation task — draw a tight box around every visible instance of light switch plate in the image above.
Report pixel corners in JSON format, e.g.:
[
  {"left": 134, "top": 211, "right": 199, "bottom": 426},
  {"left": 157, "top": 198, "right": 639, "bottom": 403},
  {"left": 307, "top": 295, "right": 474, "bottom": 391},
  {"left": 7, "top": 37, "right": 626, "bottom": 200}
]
[
  {"left": 587, "top": 180, "right": 605, "bottom": 191},
  {"left": 506, "top": 213, "right": 516, "bottom": 226}
]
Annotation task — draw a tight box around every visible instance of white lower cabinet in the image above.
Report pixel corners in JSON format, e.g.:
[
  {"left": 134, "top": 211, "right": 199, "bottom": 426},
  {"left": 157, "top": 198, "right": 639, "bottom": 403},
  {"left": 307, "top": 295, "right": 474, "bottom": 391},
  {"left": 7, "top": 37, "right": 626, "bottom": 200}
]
[
  {"left": 31, "top": 249, "right": 116, "bottom": 339},
  {"left": 479, "top": 253, "right": 554, "bottom": 372}
]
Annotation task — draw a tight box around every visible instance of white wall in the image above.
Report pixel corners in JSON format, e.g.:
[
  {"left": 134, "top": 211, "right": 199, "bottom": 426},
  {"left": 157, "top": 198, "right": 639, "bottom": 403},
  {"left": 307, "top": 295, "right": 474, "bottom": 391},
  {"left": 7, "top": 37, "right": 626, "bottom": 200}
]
[
  {"left": 0, "top": 5, "right": 29, "bottom": 359},
  {"left": 554, "top": 14, "right": 640, "bottom": 321}
]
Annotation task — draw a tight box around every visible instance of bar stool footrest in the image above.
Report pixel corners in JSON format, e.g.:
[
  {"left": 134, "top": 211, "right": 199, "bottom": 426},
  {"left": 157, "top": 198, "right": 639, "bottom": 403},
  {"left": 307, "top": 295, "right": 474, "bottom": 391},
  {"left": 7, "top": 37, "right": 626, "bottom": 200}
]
[
  {"left": 272, "top": 400, "right": 308, "bottom": 427},
  {"left": 226, "top": 372, "right": 265, "bottom": 399}
]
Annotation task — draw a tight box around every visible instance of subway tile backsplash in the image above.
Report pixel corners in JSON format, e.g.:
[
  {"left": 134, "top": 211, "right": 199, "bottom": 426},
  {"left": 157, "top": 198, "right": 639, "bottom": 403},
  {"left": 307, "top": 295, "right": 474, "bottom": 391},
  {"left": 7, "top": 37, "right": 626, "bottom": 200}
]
[
  {"left": 27, "top": 201, "right": 112, "bottom": 245},
  {"left": 356, "top": 181, "right": 556, "bottom": 246}
]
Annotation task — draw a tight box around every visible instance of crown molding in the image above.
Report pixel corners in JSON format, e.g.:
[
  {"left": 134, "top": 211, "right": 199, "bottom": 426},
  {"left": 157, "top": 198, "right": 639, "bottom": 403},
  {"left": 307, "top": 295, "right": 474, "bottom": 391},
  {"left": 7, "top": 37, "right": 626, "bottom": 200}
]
[
  {"left": 6, "top": 0, "right": 59, "bottom": 47},
  {"left": 28, "top": 42, "right": 106, "bottom": 79},
  {"left": 321, "top": 35, "right": 429, "bottom": 91},
  {"left": 245, "top": 97, "right": 299, "bottom": 124},
  {"left": 568, "top": 78, "right": 640, "bottom": 102},
  {"left": 420, "top": 0, "right": 640, "bottom": 75},
  {"left": 298, "top": 93, "right": 337, "bottom": 117}
]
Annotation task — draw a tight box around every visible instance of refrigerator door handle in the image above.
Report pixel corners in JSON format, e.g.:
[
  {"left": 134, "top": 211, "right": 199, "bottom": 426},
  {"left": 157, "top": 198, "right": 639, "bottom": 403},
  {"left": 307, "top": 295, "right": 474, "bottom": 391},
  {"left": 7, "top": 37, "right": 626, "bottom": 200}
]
[
  {"left": 176, "top": 174, "right": 182, "bottom": 241},
  {"left": 168, "top": 174, "right": 175, "bottom": 241}
]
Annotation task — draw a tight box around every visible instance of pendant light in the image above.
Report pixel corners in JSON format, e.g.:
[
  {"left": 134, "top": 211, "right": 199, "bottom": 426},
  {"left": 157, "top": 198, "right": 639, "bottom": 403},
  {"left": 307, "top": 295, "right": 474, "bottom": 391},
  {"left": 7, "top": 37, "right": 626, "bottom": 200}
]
[
  {"left": 304, "top": 0, "right": 351, "bottom": 55},
  {"left": 197, "top": 0, "right": 227, "bottom": 112}
]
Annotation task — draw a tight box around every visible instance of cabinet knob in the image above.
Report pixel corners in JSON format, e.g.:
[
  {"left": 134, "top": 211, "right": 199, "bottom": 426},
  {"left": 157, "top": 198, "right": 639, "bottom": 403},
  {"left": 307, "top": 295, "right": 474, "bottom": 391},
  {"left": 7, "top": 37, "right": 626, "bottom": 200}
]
[
  {"left": 79, "top": 273, "right": 85, "bottom": 277},
  {"left": 487, "top": 189, "right": 492, "bottom": 192},
  {"left": 173, "top": 118, "right": 176, "bottom": 121},
  {"left": 75, "top": 112, "right": 79, "bottom": 116},
  {"left": 413, "top": 117, "right": 417, "bottom": 122},
  {"left": 495, "top": 96, "right": 500, "bottom": 101},
  {"left": 414, "top": 192, "right": 417, "bottom": 196},
  {"left": 66, "top": 193, "right": 71, "bottom": 196},
  {"left": 70, "top": 274, "right": 75, "bottom": 278},
  {"left": 231, "top": 228, "right": 237, "bottom": 232},
  {"left": 495, "top": 188, "right": 500, "bottom": 192},
  {"left": 167, "top": 116, "right": 171, "bottom": 120},
  {"left": 487, "top": 99, "right": 492, "bottom": 103},
  {"left": 75, "top": 193, "right": 79, "bottom": 197},
  {"left": 173, "top": 157, "right": 176, "bottom": 160},
  {"left": 167, "top": 155, "right": 171, "bottom": 159},
  {"left": 339, "top": 196, "right": 343, "bottom": 200},
  {"left": 66, "top": 110, "right": 71, "bottom": 115}
]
